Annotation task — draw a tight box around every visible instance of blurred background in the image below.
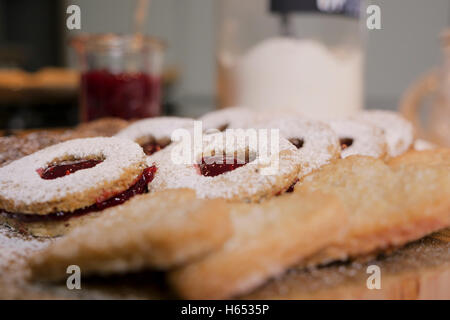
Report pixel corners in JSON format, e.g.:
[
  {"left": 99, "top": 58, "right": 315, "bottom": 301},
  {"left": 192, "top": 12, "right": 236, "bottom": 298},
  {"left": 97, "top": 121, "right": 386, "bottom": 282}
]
[{"left": 0, "top": 0, "right": 449, "bottom": 132}]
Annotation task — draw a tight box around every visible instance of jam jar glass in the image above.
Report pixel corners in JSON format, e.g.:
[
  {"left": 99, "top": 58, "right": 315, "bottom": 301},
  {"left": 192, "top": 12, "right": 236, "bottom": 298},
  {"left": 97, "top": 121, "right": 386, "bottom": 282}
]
[{"left": 71, "top": 34, "right": 165, "bottom": 121}]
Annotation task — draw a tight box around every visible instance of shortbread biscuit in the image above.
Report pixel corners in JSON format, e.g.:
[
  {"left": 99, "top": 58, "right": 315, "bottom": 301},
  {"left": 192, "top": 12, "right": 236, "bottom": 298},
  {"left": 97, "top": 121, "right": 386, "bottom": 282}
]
[
  {"left": 354, "top": 110, "right": 414, "bottom": 157},
  {"left": 168, "top": 191, "right": 347, "bottom": 299},
  {"left": 150, "top": 130, "right": 301, "bottom": 201},
  {"left": 388, "top": 148, "right": 450, "bottom": 168},
  {"left": 30, "top": 189, "right": 232, "bottom": 280},
  {"left": 115, "top": 117, "right": 195, "bottom": 155},
  {"left": 295, "top": 154, "right": 450, "bottom": 266},
  {"left": 327, "top": 119, "right": 387, "bottom": 159}
]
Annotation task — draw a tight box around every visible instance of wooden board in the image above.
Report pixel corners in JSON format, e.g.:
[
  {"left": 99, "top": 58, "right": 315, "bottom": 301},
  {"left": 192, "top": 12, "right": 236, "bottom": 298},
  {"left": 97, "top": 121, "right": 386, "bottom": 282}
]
[
  {"left": 244, "top": 229, "right": 450, "bottom": 300},
  {"left": 1, "top": 228, "right": 449, "bottom": 300}
]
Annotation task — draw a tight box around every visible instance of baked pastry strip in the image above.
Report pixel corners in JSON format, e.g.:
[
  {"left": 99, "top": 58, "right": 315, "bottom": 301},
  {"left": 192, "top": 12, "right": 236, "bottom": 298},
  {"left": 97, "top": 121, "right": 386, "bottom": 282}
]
[
  {"left": 168, "top": 191, "right": 347, "bottom": 299},
  {"left": 29, "top": 189, "right": 232, "bottom": 280},
  {"left": 295, "top": 152, "right": 450, "bottom": 266}
]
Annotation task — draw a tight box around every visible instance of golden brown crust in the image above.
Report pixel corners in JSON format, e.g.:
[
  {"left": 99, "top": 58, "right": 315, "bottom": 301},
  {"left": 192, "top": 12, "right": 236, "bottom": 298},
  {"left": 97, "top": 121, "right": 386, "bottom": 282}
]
[
  {"left": 29, "top": 189, "right": 232, "bottom": 280},
  {"left": 388, "top": 148, "right": 450, "bottom": 167},
  {"left": 0, "top": 163, "right": 146, "bottom": 215},
  {"left": 168, "top": 191, "right": 348, "bottom": 299},
  {"left": 295, "top": 154, "right": 450, "bottom": 266}
]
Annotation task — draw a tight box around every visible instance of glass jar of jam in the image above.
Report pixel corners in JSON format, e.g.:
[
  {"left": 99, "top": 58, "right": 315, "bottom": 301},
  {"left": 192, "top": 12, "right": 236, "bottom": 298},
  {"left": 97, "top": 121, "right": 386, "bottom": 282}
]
[{"left": 71, "top": 34, "right": 165, "bottom": 121}]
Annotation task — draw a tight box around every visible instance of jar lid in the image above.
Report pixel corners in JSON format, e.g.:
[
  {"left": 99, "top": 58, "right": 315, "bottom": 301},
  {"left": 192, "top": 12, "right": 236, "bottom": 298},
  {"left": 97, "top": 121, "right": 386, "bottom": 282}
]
[{"left": 270, "top": 0, "right": 361, "bottom": 18}]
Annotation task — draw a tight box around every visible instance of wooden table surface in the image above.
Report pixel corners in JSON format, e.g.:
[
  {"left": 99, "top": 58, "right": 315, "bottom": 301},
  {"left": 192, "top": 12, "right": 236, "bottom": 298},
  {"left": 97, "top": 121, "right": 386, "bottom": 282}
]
[{"left": 2, "top": 228, "right": 449, "bottom": 300}]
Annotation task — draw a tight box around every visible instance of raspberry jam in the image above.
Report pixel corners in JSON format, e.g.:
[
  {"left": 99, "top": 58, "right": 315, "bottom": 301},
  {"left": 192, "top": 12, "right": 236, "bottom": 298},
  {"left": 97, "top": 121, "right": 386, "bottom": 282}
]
[
  {"left": 340, "top": 138, "right": 354, "bottom": 150},
  {"left": 197, "top": 155, "right": 248, "bottom": 177},
  {"left": 81, "top": 70, "right": 161, "bottom": 121},
  {"left": 1, "top": 166, "right": 157, "bottom": 223},
  {"left": 38, "top": 159, "right": 103, "bottom": 180}
]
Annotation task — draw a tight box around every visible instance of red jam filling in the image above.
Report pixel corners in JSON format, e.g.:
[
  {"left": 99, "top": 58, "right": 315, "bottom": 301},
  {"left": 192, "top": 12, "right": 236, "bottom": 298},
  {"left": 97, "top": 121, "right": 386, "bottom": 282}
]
[
  {"left": 197, "top": 155, "right": 248, "bottom": 177},
  {"left": 1, "top": 166, "right": 157, "bottom": 223},
  {"left": 38, "top": 159, "right": 103, "bottom": 180},
  {"left": 339, "top": 138, "right": 354, "bottom": 150}
]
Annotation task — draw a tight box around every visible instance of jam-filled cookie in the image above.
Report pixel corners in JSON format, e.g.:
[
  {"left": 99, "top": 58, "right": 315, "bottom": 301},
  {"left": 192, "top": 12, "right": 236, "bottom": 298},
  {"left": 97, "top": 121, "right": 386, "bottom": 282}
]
[
  {"left": 354, "top": 110, "right": 414, "bottom": 157},
  {"left": 256, "top": 117, "right": 341, "bottom": 178},
  {"left": 150, "top": 130, "right": 301, "bottom": 201},
  {"left": 115, "top": 117, "right": 195, "bottom": 156},
  {"left": 0, "top": 137, "right": 154, "bottom": 237},
  {"left": 327, "top": 119, "right": 387, "bottom": 158},
  {"left": 199, "top": 107, "right": 257, "bottom": 132}
]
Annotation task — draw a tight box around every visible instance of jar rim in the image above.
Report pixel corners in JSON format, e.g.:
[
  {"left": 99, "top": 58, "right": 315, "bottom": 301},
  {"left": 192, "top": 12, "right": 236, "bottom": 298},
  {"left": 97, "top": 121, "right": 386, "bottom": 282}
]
[{"left": 70, "top": 33, "right": 166, "bottom": 52}]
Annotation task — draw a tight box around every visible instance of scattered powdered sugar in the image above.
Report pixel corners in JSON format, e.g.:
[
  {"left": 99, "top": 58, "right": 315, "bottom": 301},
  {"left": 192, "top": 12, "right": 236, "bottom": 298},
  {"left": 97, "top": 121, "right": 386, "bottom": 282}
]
[
  {"left": 327, "top": 119, "right": 387, "bottom": 158},
  {"left": 149, "top": 131, "right": 300, "bottom": 200},
  {"left": 0, "top": 226, "right": 50, "bottom": 285},
  {"left": 354, "top": 110, "right": 414, "bottom": 157},
  {"left": 0, "top": 137, "right": 146, "bottom": 208},
  {"left": 255, "top": 116, "right": 341, "bottom": 177},
  {"left": 115, "top": 116, "right": 195, "bottom": 142}
]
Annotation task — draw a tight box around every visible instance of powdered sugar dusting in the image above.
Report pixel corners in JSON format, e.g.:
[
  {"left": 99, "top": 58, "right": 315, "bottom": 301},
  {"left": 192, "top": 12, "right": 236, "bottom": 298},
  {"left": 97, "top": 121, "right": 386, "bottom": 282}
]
[
  {"left": 115, "top": 117, "right": 195, "bottom": 142},
  {"left": 0, "top": 137, "right": 146, "bottom": 209},
  {"left": 414, "top": 139, "right": 436, "bottom": 151},
  {"left": 354, "top": 110, "right": 414, "bottom": 157},
  {"left": 0, "top": 226, "right": 50, "bottom": 285},
  {"left": 254, "top": 117, "right": 341, "bottom": 177},
  {"left": 199, "top": 107, "right": 258, "bottom": 131},
  {"left": 327, "top": 119, "right": 386, "bottom": 158},
  {"left": 149, "top": 131, "right": 300, "bottom": 200}
]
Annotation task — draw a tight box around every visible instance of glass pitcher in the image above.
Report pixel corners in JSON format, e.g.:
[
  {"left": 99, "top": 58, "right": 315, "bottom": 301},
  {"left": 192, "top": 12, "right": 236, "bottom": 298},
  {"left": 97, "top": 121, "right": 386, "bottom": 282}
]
[
  {"left": 400, "top": 30, "right": 450, "bottom": 147},
  {"left": 71, "top": 34, "right": 165, "bottom": 122}
]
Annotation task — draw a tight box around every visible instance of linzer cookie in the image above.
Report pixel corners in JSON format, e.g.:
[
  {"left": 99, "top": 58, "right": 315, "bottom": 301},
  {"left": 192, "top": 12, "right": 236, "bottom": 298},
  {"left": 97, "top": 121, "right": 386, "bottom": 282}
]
[
  {"left": 327, "top": 119, "right": 387, "bottom": 159},
  {"left": 199, "top": 107, "right": 257, "bottom": 131},
  {"left": 354, "top": 110, "right": 414, "bottom": 157},
  {"left": 255, "top": 117, "right": 341, "bottom": 178},
  {"left": 115, "top": 117, "right": 195, "bottom": 156},
  {"left": 149, "top": 130, "right": 301, "bottom": 201},
  {"left": 30, "top": 189, "right": 232, "bottom": 280},
  {"left": 0, "top": 137, "right": 153, "bottom": 237}
]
